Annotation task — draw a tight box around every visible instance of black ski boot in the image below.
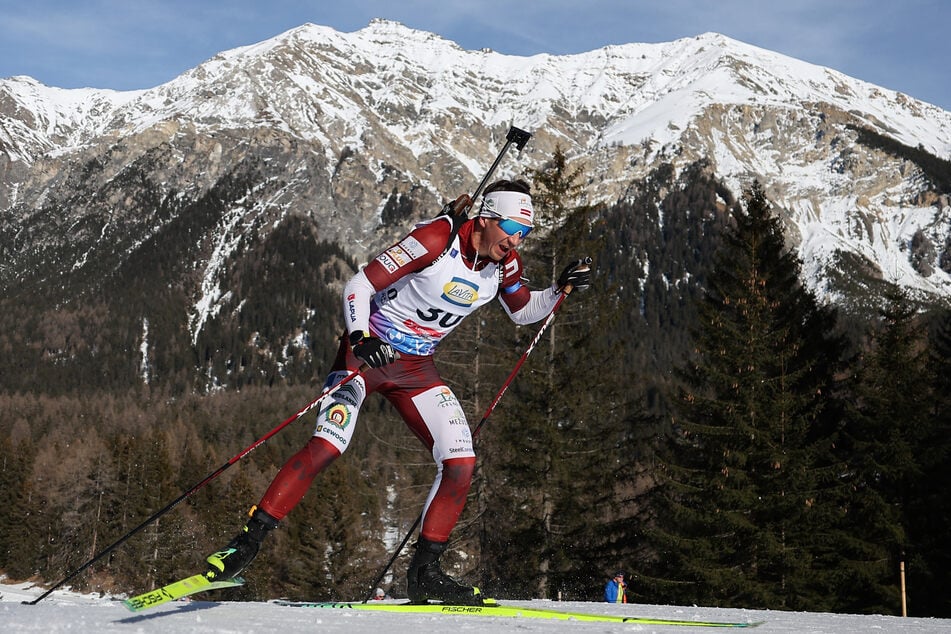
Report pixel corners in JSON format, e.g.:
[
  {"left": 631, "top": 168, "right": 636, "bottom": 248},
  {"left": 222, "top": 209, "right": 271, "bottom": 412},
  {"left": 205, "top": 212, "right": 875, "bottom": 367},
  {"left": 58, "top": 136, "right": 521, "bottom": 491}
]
[
  {"left": 206, "top": 507, "right": 278, "bottom": 580},
  {"left": 406, "top": 537, "right": 483, "bottom": 605}
]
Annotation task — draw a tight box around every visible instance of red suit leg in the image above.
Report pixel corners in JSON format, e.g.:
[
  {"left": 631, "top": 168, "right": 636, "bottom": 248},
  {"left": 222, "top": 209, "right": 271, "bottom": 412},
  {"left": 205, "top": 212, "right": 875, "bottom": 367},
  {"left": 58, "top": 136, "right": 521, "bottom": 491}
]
[
  {"left": 258, "top": 436, "right": 340, "bottom": 520},
  {"left": 420, "top": 456, "right": 476, "bottom": 542}
]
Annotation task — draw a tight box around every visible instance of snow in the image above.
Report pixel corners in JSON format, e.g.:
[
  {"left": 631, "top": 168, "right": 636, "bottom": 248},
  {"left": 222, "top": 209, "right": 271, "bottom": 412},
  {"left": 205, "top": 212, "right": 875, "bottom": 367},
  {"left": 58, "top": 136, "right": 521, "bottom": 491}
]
[
  {"left": 4, "top": 20, "right": 951, "bottom": 308},
  {"left": 10, "top": 22, "right": 949, "bottom": 160},
  {"left": 1, "top": 580, "right": 947, "bottom": 633}
]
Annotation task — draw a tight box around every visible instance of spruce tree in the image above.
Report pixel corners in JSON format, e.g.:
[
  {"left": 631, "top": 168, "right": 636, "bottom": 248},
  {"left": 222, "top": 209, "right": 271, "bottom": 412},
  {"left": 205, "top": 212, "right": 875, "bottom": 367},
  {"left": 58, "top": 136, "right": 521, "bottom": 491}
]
[
  {"left": 835, "top": 288, "right": 931, "bottom": 614},
  {"left": 647, "top": 181, "right": 846, "bottom": 609},
  {"left": 907, "top": 308, "right": 951, "bottom": 616},
  {"left": 0, "top": 434, "right": 39, "bottom": 578}
]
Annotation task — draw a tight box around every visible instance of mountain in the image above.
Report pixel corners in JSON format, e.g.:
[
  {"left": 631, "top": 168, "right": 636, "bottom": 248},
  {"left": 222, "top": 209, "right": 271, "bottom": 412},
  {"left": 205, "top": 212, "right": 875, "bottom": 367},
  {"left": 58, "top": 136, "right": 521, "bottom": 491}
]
[{"left": 2, "top": 19, "right": 950, "bottom": 390}]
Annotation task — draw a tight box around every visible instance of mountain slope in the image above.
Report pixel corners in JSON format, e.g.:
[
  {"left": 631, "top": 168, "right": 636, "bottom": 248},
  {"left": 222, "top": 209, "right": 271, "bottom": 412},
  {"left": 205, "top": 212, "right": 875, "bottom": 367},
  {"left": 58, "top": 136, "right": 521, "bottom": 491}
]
[{"left": 1, "top": 19, "right": 950, "bottom": 386}]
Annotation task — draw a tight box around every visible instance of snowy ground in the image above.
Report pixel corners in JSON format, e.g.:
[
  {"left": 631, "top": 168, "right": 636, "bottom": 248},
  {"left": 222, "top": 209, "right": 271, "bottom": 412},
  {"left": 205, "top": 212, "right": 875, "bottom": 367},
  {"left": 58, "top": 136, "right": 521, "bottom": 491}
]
[{"left": 1, "top": 579, "right": 947, "bottom": 633}]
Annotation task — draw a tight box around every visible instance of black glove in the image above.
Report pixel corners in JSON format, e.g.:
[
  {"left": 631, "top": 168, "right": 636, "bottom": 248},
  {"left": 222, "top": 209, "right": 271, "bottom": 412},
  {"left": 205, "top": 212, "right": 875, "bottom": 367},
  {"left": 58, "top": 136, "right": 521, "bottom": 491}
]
[
  {"left": 557, "top": 257, "right": 593, "bottom": 291},
  {"left": 349, "top": 332, "right": 397, "bottom": 368}
]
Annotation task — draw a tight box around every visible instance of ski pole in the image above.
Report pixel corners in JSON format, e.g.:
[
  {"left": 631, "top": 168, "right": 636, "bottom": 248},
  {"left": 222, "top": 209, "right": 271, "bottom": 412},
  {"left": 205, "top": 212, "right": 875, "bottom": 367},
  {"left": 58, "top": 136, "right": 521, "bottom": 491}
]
[
  {"left": 362, "top": 282, "right": 579, "bottom": 602},
  {"left": 26, "top": 365, "right": 367, "bottom": 605}
]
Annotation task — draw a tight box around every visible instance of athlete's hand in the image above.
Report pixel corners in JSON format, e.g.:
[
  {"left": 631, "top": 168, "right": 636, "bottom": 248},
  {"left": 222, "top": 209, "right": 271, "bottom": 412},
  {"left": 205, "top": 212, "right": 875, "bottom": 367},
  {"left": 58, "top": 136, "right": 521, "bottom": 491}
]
[
  {"left": 557, "top": 257, "right": 592, "bottom": 292},
  {"left": 349, "top": 332, "right": 397, "bottom": 368}
]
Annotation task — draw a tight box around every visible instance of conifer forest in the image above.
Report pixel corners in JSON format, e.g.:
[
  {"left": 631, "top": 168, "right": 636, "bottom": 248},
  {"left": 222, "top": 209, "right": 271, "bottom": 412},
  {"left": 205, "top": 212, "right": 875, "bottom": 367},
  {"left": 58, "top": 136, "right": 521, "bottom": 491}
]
[{"left": 1, "top": 150, "right": 949, "bottom": 618}]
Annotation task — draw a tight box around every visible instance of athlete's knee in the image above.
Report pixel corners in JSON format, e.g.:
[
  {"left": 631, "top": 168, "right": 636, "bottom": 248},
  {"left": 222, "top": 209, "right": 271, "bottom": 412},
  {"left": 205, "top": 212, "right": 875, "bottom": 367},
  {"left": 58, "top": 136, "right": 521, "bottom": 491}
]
[
  {"left": 301, "top": 436, "right": 341, "bottom": 474},
  {"left": 281, "top": 436, "right": 341, "bottom": 481},
  {"left": 441, "top": 456, "right": 476, "bottom": 487},
  {"left": 258, "top": 437, "right": 342, "bottom": 520}
]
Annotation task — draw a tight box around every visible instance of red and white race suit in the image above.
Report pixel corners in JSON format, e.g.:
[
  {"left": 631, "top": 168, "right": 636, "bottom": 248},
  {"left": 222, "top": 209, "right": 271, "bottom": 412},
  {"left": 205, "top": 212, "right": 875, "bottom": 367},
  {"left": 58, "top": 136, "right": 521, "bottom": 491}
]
[{"left": 257, "top": 216, "right": 560, "bottom": 542}]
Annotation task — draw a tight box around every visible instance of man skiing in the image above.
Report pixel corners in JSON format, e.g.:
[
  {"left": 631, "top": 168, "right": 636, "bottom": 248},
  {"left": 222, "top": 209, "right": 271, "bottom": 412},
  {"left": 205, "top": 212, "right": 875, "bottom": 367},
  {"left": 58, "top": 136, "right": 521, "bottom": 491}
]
[{"left": 205, "top": 178, "right": 591, "bottom": 605}]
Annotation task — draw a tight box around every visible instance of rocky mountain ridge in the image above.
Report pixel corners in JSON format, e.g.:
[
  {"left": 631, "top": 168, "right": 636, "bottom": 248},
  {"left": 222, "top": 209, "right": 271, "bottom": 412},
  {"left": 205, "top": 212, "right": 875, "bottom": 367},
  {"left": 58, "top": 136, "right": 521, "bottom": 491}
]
[{"left": 2, "top": 19, "right": 951, "bottom": 339}]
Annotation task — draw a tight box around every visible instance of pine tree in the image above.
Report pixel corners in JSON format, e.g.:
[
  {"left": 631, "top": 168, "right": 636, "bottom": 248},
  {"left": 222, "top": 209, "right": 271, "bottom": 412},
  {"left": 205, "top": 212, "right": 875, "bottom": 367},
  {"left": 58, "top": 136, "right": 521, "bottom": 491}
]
[
  {"left": 907, "top": 308, "right": 951, "bottom": 616},
  {"left": 0, "top": 433, "right": 40, "bottom": 579},
  {"left": 647, "top": 181, "right": 847, "bottom": 609},
  {"left": 834, "top": 288, "right": 931, "bottom": 614}
]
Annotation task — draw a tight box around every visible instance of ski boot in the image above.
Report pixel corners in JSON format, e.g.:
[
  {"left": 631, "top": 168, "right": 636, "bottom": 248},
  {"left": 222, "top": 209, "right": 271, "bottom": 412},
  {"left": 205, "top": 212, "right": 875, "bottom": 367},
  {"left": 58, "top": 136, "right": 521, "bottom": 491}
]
[
  {"left": 206, "top": 506, "right": 278, "bottom": 580},
  {"left": 406, "top": 537, "right": 484, "bottom": 605}
]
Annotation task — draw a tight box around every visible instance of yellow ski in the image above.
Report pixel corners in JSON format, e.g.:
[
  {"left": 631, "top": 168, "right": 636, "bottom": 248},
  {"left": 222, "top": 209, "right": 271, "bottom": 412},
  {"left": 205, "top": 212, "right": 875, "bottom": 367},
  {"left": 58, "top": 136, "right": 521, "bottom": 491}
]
[
  {"left": 273, "top": 600, "right": 764, "bottom": 627},
  {"left": 123, "top": 573, "right": 244, "bottom": 612}
]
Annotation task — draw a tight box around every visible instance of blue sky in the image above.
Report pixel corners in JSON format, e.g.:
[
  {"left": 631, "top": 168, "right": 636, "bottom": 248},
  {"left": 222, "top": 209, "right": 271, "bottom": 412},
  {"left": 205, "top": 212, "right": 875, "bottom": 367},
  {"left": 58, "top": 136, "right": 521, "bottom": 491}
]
[{"left": 2, "top": 0, "right": 949, "bottom": 111}]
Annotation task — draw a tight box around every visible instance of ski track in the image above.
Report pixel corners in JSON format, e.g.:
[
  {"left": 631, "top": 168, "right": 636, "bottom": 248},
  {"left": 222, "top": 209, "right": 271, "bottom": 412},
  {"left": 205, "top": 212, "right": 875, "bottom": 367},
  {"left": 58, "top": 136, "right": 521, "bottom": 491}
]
[{"left": 2, "top": 580, "right": 948, "bottom": 633}]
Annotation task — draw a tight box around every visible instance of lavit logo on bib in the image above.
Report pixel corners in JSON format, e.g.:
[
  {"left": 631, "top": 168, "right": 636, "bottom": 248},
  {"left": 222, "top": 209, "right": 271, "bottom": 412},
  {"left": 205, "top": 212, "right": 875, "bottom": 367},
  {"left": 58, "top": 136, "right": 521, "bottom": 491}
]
[{"left": 441, "top": 277, "right": 479, "bottom": 307}]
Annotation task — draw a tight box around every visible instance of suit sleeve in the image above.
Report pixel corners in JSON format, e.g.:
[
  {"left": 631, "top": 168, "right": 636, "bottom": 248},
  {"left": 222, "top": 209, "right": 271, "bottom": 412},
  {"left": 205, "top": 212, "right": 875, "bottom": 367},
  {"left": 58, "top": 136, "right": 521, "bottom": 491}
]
[
  {"left": 497, "top": 252, "right": 561, "bottom": 325},
  {"left": 343, "top": 219, "right": 449, "bottom": 336}
]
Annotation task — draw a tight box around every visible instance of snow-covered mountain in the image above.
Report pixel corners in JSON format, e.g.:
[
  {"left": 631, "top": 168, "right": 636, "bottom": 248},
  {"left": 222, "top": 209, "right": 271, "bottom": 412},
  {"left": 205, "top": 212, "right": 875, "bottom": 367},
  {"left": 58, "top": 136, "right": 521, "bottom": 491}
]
[{"left": 2, "top": 19, "right": 951, "bottom": 332}]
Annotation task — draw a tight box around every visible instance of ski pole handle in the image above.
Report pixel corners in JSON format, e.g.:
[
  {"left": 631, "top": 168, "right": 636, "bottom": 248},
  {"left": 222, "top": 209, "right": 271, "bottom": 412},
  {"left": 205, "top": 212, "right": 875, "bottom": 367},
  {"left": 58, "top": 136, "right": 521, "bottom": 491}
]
[{"left": 557, "top": 258, "right": 592, "bottom": 295}]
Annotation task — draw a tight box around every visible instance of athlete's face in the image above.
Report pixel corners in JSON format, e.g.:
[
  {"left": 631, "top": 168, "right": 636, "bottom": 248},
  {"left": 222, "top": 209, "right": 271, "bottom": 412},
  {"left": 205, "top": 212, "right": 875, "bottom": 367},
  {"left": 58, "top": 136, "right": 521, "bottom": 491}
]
[{"left": 477, "top": 218, "right": 527, "bottom": 261}]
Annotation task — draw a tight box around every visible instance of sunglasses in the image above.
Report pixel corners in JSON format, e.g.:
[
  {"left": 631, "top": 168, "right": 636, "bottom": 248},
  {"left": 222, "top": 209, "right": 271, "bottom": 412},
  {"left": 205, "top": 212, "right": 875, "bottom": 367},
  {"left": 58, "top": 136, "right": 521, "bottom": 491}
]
[{"left": 496, "top": 217, "right": 533, "bottom": 239}]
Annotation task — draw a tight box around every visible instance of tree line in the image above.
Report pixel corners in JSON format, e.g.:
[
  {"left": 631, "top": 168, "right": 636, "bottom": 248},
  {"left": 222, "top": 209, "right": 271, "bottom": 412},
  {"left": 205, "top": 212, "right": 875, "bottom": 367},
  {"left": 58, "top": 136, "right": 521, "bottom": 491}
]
[{"left": 1, "top": 151, "right": 949, "bottom": 617}]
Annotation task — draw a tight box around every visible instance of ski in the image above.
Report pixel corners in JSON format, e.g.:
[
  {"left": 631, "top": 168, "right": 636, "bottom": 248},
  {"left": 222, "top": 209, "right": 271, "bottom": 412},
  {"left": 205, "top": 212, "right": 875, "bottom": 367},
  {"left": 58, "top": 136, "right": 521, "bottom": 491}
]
[
  {"left": 272, "top": 599, "right": 764, "bottom": 627},
  {"left": 122, "top": 573, "right": 245, "bottom": 612}
]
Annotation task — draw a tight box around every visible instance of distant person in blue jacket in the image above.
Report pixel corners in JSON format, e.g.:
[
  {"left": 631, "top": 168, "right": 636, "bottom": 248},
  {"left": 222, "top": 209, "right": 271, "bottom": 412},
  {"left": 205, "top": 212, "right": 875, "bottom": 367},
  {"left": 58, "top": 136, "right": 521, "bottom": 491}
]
[{"left": 604, "top": 571, "right": 627, "bottom": 603}]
